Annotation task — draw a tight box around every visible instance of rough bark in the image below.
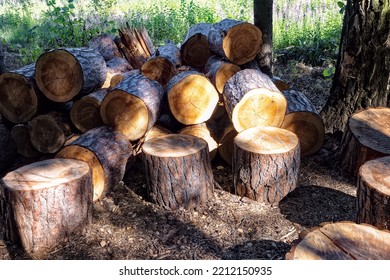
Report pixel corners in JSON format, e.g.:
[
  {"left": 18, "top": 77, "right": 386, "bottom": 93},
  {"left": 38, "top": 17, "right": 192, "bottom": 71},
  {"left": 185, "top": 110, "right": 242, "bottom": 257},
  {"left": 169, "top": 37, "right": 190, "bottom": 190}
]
[
  {"left": 204, "top": 55, "right": 241, "bottom": 94},
  {"left": 141, "top": 41, "right": 181, "bottom": 88},
  {"left": 109, "top": 69, "right": 140, "bottom": 88},
  {"left": 10, "top": 124, "right": 40, "bottom": 158},
  {"left": 0, "top": 158, "right": 92, "bottom": 258},
  {"left": 320, "top": 0, "right": 390, "bottom": 134},
  {"left": 102, "top": 57, "right": 133, "bottom": 88},
  {"left": 281, "top": 90, "right": 325, "bottom": 156},
  {"left": 286, "top": 222, "right": 390, "bottom": 260},
  {"left": 357, "top": 156, "right": 390, "bottom": 230},
  {"left": 0, "top": 63, "right": 39, "bottom": 123},
  {"left": 181, "top": 23, "right": 212, "bottom": 71},
  {"left": 100, "top": 73, "right": 164, "bottom": 141},
  {"left": 142, "top": 134, "right": 214, "bottom": 210},
  {"left": 35, "top": 48, "right": 107, "bottom": 102},
  {"left": 233, "top": 126, "right": 300, "bottom": 204},
  {"left": 56, "top": 126, "right": 132, "bottom": 201},
  {"left": 70, "top": 89, "right": 108, "bottom": 133},
  {"left": 339, "top": 107, "right": 390, "bottom": 179},
  {"left": 223, "top": 69, "right": 287, "bottom": 132},
  {"left": 166, "top": 70, "right": 219, "bottom": 125},
  {"left": 254, "top": 0, "right": 273, "bottom": 76},
  {"left": 208, "top": 19, "right": 263, "bottom": 65},
  {"left": 89, "top": 33, "right": 122, "bottom": 61},
  {"left": 28, "top": 111, "right": 73, "bottom": 154}
]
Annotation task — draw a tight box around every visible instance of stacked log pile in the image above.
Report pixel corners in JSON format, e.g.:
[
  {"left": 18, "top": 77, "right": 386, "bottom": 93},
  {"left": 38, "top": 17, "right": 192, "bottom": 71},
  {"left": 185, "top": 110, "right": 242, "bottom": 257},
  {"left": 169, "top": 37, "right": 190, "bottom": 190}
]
[{"left": 0, "top": 18, "right": 331, "bottom": 256}]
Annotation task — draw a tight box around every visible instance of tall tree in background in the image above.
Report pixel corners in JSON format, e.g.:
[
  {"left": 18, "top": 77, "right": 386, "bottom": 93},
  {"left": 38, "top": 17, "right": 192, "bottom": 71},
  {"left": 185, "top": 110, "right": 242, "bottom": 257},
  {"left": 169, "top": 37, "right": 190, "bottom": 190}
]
[
  {"left": 321, "top": 0, "right": 390, "bottom": 135},
  {"left": 254, "top": 0, "right": 273, "bottom": 77},
  {"left": 0, "top": 42, "right": 5, "bottom": 74}
]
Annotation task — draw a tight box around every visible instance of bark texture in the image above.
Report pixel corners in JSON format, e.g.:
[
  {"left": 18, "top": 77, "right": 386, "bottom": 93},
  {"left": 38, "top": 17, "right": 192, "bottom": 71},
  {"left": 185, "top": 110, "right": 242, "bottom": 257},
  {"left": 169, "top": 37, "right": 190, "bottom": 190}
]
[
  {"left": 357, "top": 156, "right": 390, "bottom": 230},
  {"left": 89, "top": 34, "right": 122, "bottom": 61},
  {"left": 286, "top": 222, "right": 390, "bottom": 260},
  {"left": 142, "top": 134, "right": 214, "bottom": 210},
  {"left": 233, "top": 126, "right": 300, "bottom": 204},
  {"left": 0, "top": 158, "right": 92, "bottom": 258},
  {"left": 320, "top": 0, "right": 390, "bottom": 134}
]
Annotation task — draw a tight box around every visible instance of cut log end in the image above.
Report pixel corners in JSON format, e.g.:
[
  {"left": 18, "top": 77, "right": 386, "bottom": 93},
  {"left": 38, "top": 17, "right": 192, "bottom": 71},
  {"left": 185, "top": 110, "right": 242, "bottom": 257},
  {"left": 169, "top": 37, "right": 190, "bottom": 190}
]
[
  {"left": 232, "top": 89, "right": 287, "bottom": 132},
  {"left": 35, "top": 49, "right": 83, "bottom": 102},
  {"left": 223, "top": 23, "right": 262, "bottom": 65},
  {"left": 168, "top": 73, "right": 219, "bottom": 125},
  {"left": 181, "top": 34, "right": 210, "bottom": 69},
  {"left": 282, "top": 112, "right": 325, "bottom": 156},
  {"left": 0, "top": 72, "right": 38, "bottom": 123},
  {"left": 141, "top": 57, "right": 176, "bottom": 88},
  {"left": 214, "top": 63, "right": 241, "bottom": 94}
]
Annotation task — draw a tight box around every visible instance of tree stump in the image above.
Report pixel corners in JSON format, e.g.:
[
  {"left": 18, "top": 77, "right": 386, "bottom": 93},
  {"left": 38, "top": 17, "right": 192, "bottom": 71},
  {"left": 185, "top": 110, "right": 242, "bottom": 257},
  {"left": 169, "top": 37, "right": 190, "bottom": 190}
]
[
  {"left": 142, "top": 134, "right": 214, "bottom": 210},
  {"left": 141, "top": 41, "right": 181, "bottom": 88},
  {"left": 208, "top": 19, "right": 262, "bottom": 65},
  {"left": 56, "top": 126, "right": 132, "bottom": 201},
  {"left": 100, "top": 73, "right": 164, "bottom": 141},
  {"left": 179, "top": 122, "right": 219, "bottom": 161},
  {"left": 0, "top": 64, "right": 39, "bottom": 123},
  {"left": 281, "top": 90, "right": 325, "bottom": 156},
  {"left": 35, "top": 48, "right": 107, "bottom": 102},
  {"left": 166, "top": 70, "right": 219, "bottom": 125},
  {"left": 70, "top": 89, "right": 108, "bottom": 133},
  {"left": 339, "top": 107, "right": 390, "bottom": 178},
  {"left": 204, "top": 55, "right": 241, "bottom": 94},
  {"left": 286, "top": 222, "right": 390, "bottom": 260},
  {"left": 223, "top": 69, "right": 287, "bottom": 133},
  {"left": 0, "top": 158, "right": 92, "bottom": 258},
  {"left": 10, "top": 124, "right": 40, "bottom": 158},
  {"left": 233, "top": 126, "right": 300, "bottom": 204},
  {"left": 181, "top": 22, "right": 212, "bottom": 71},
  {"left": 29, "top": 111, "right": 73, "bottom": 154},
  {"left": 357, "top": 156, "right": 390, "bottom": 230}
]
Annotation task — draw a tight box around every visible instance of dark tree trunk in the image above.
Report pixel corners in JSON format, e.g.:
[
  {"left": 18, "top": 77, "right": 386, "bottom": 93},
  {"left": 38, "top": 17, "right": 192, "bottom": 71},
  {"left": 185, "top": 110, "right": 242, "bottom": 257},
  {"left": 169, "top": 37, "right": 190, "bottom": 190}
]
[
  {"left": 320, "top": 0, "right": 390, "bottom": 135},
  {"left": 0, "top": 42, "right": 5, "bottom": 74},
  {"left": 254, "top": 0, "right": 273, "bottom": 76}
]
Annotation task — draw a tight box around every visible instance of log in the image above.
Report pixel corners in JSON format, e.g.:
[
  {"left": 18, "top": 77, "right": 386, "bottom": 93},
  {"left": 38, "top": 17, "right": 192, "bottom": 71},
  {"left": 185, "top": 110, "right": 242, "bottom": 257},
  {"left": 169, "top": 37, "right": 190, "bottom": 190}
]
[
  {"left": 286, "top": 222, "right": 390, "bottom": 260},
  {"left": 181, "top": 23, "right": 212, "bottom": 71},
  {"left": 223, "top": 69, "right": 287, "bottom": 132},
  {"left": 166, "top": 70, "right": 219, "bottom": 125},
  {"left": 357, "top": 156, "right": 390, "bottom": 230},
  {"left": 179, "top": 122, "right": 219, "bottom": 160},
  {"left": 204, "top": 55, "right": 241, "bottom": 94},
  {"left": 0, "top": 64, "right": 39, "bottom": 123},
  {"left": 117, "top": 26, "right": 154, "bottom": 69},
  {"left": 89, "top": 34, "right": 122, "bottom": 61},
  {"left": 10, "top": 124, "right": 40, "bottom": 158},
  {"left": 339, "top": 107, "right": 390, "bottom": 178},
  {"left": 281, "top": 90, "right": 325, "bottom": 156},
  {"left": 35, "top": 48, "right": 107, "bottom": 102},
  {"left": 142, "top": 134, "right": 214, "bottom": 210},
  {"left": 233, "top": 126, "right": 300, "bottom": 204},
  {"left": 102, "top": 57, "right": 133, "bottom": 88},
  {"left": 218, "top": 121, "right": 237, "bottom": 166},
  {"left": 56, "top": 126, "right": 132, "bottom": 201},
  {"left": 273, "top": 76, "right": 291, "bottom": 91},
  {"left": 141, "top": 41, "right": 181, "bottom": 88},
  {"left": 0, "top": 124, "right": 16, "bottom": 173},
  {"left": 109, "top": 69, "right": 140, "bottom": 88},
  {"left": 100, "top": 73, "right": 164, "bottom": 141},
  {"left": 144, "top": 124, "right": 172, "bottom": 142},
  {"left": 70, "top": 89, "right": 108, "bottom": 133},
  {"left": 0, "top": 158, "right": 92, "bottom": 258},
  {"left": 208, "top": 19, "right": 262, "bottom": 65},
  {"left": 28, "top": 111, "right": 73, "bottom": 154}
]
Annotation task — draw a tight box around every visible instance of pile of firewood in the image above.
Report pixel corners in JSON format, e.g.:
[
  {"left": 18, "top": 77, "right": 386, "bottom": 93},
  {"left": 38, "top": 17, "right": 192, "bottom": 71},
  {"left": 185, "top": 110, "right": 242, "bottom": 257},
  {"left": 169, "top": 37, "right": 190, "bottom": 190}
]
[{"left": 0, "top": 18, "right": 327, "bottom": 258}]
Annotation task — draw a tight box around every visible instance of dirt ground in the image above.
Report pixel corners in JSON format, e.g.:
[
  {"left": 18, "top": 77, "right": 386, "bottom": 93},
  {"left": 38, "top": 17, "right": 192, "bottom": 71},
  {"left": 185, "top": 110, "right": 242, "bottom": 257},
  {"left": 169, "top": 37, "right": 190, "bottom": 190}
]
[{"left": 0, "top": 58, "right": 358, "bottom": 260}]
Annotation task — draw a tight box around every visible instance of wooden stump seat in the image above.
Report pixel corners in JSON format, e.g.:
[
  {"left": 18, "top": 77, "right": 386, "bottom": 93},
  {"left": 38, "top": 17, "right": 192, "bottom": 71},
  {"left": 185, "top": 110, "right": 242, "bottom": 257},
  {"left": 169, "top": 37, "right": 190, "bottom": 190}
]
[
  {"left": 142, "top": 134, "right": 214, "bottom": 210},
  {"left": 233, "top": 126, "right": 300, "bottom": 204},
  {"left": 340, "top": 107, "right": 390, "bottom": 178},
  {"left": 286, "top": 222, "right": 390, "bottom": 260},
  {"left": 357, "top": 156, "right": 390, "bottom": 230},
  {"left": 0, "top": 158, "right": 93, "bottom": 258}
]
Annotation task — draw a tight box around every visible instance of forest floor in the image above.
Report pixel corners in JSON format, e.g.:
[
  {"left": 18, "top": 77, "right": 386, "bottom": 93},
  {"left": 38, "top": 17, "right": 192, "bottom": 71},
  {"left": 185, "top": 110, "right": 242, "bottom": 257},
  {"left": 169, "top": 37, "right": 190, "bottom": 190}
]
[{"left": 0, "top": 54, "right": 357, "bottom": 260}]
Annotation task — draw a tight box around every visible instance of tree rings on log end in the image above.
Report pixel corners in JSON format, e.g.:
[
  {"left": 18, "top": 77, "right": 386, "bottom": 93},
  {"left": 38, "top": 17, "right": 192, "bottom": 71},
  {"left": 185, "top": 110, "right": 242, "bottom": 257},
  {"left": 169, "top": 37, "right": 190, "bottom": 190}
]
[
  {"left": 142, "top": 134, "right": 214, "bottom": 210},
  {"left": 233, "top": 126, "right": 300, "bottom": 204},
  {"left": 0, "top": 72, "right": 38, "bottom": 123}
]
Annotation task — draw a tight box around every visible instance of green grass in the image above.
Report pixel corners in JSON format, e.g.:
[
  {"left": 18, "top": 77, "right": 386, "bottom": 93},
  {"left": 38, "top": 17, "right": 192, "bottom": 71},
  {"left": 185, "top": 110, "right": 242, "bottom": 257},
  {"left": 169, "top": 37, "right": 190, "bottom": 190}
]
[{"left": 0, "top": 0, "right": 343, "bottom": 66}]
